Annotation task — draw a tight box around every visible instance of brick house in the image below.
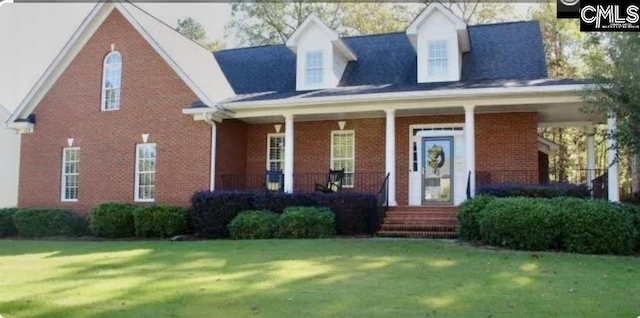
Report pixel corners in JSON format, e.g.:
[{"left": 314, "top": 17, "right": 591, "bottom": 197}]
[{"left": 6, "top": 2, "right": 620, "bottom": 236}]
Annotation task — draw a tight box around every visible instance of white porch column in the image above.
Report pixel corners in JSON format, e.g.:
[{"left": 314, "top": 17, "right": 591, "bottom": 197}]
[
  {"left": 464, "top": 105, "right": 476, "bottom": 198},
  {"left": 607, "top": 113, "right": 619, "bottom": 202},
  {"left": 284, "top": 114, "right": 294, "bottom": 193},
  {"left": 585, "top": 125, "right": 596, "bottom": 187},
  {"left": 385, "top": 109, "right": 397, "bottom": 206}
]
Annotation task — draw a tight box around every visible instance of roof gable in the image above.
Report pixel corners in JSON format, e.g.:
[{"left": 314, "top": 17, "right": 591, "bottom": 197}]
[
  {"left": 8, "top": 1, "right": 234, "bottom": 126},
  {"left": 285, "top": 13, "right": 357, "bottom": 61}
]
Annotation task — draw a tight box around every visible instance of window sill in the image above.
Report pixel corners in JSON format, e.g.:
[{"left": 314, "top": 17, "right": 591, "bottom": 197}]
[
  {"left": 61, "top": 199, "right": 78, "bottom": 203},
  {"left": 135, "top": 199, "right": 155, "bottom": 203}
]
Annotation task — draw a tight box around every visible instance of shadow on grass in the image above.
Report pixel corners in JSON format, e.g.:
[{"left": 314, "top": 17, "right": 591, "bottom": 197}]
[{"left": 0, "top": 239, "right": 639, "bottom": 318}]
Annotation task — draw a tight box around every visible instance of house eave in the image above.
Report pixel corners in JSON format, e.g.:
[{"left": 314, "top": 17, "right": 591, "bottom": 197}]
[{"left": 223, "top": 84, "right": 591, "bottom": 111}]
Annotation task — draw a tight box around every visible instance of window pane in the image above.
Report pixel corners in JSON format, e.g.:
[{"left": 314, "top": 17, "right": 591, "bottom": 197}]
[
  {"left": 137, "top": 144, "right": 156, "bottom": 200},
  {"left": 305, "top": 51, "right": 323, "bottom": 85}
]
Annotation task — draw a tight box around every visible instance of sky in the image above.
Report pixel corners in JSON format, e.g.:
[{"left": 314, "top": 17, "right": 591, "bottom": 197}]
[
  {"left": 0, "top": 2, "right": 535, "bottom": 114},
  {"left": 0, "top": 2, "right": 230, "bottom": 112}
]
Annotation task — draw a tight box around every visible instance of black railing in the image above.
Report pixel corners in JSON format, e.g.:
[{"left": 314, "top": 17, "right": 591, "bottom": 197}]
[
  {"left": 476, "top": 169, "right": 609, "bottom": 199},
  {"left": 372, "top": 172, "right": 390, "bottom": 234},
  {"left": 218, "top": 172, "right": 387, "bottom": 194}
]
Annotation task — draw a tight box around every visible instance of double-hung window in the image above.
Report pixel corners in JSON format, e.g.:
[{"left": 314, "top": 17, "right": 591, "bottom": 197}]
[
  {"left": 102, "top": 51, "right": 122, "bottom": 111},
  {"left": 305, "top": 50, "right": 324, "bottom": 85},
  {"left": 61, "top": 147, "right": 80, "bottom": 202},
  {"left": 427, "top": 40, "right": 448, "bottom": 78},
  {"left": 135, "top": 143, "right": 156, "bottom": 202},
  {"left": 331, "top": 131, "right": 355, "bottom": 188},
  {"left": 267, "top": 134, "right": 285, "bottom": 171}
]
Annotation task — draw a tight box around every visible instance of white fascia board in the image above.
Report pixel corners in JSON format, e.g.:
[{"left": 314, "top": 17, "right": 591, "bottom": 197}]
[
  {"left": 225, "top": 84, "right": 589, "bottom": 111},
  {"left": 8, "top": 2, "right": 110, "bottom": 124}
]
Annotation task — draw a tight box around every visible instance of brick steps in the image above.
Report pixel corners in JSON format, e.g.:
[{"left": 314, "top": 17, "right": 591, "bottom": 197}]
[
  {"left": 377, "top": 230, "right": 458, "bottom": 239},
  {"left": 377, "top": 206, "right": 459, "bottom": 239}
]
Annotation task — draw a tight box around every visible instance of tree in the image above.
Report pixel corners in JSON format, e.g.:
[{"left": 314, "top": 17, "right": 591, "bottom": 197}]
[
  {"left": 177, "top": 17, "right": 207, "bottom": 43},
  {"left": 176, "top": 17, "right": 226, "bottom": 52},
  {"left": 584, "top": 34, "right": 640, "bottom": 163},
  {"left": 227, "top": 2, "right": 406, "bottom": 47}
]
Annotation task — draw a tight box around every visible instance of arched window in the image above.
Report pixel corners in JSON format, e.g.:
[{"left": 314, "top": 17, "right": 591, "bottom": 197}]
[{"left": 101, "top": 52, "right": 122, "bottom": 111}]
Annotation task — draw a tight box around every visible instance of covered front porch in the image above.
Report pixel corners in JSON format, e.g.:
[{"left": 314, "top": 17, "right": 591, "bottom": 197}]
[{"left": 184, "top": 82, "right": 620, "bottom": 206}]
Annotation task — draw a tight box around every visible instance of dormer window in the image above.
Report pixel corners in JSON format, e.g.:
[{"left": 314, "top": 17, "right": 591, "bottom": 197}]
[
  {"left": 427, "top": 40, "right": 448, "bottom": 78},
  {"left": 305, "top": 51, "right": 324, "bottom": 85},
  {"left": 286, "top": 13, "right": 357, "bottom": 91}
]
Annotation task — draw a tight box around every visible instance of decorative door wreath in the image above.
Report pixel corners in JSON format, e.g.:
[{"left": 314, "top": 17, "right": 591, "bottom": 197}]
[{"left": 427, "top": 144, "right": 446, "bottom": 175}]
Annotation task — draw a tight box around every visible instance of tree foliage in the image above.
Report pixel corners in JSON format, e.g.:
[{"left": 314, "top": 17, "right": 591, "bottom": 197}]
[
  {"left": 584, "top": 33, "right": 640, "bottom": 158},
  {"left": 227, "top": 1, "right": 520, "bottom": 47},
  {"left": 176, "top": 16, "right": 226, "bottom": 52}
]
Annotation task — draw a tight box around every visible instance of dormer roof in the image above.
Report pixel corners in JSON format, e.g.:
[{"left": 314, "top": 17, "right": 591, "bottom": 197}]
[
  {"left": 285, "top": 13, "right": 357, "bottom": 61},
  {"left": 406, "top": 2, "right": 471, "bottom": 53}
]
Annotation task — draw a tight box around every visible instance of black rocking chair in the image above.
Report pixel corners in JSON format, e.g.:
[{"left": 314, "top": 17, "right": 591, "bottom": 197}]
[
  {"left": 264, "top": 170, "right": 284, "bottom": 192},
  {"left": 315, "top": 169, "right": 345, "bottom": 193}
]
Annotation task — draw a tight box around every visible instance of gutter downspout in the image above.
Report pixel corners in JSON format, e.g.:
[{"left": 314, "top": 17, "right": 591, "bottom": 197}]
[{"left": 204, "top": 116, "right": 217, "bottom": 192}]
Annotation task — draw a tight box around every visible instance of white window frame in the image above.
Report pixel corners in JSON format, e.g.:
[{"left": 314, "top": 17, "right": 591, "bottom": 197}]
[
  {"left": 427, "top": 40, "right": 448, "bottom": 78},
  {"left": 305, "top": 50, "right": 324, "bottom": 86},
  {"left": 330, "top": 130, "right": 355, "bottom": 188},
  {"left": 101, "top": 51, "right": 122, "bottom": 111},
  {"left": 266, "top": 133, "right": 285, "bottom": 171},
  {"left": 135, "top": 143, "right": 157, "bottom": 202},
  {"left": 61, "top": 147, "right": 80, "bottom": 202}
]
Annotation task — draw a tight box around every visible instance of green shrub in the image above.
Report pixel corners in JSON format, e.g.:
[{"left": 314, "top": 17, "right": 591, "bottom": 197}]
[
  {"left": 557, "top": 198, "right": 635, "bottom": 255},
  {"left": 13, "top": 208, "right": 85, "bottom": 237},
  {"left": 458, "top": 195, "right": 494, "bottom": 241},
  {"left": 0, "top": 208, "right": 19, "bottom": 237},
  {"left": 89, "top": 203, "right": 138, "bottom": 238},
  {"left": 277, "top": 207, "right": 335, "bottom": 239},
  {"left": 479, "top": 198, "right": 561, "bottom": 251},
  {"left": 228, "top": 210, "right": 279, "bottom": 239},
  {"left": 623, "top": 204, "right": 640, "bottom": 251},
  {"left": 133, "top": 206, "right": 190, "bottom": 238}
]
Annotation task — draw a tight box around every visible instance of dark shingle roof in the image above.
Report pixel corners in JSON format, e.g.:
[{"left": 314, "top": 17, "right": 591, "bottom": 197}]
[{"left": 213, "top": 21, "right": 550, "bottom": 101}]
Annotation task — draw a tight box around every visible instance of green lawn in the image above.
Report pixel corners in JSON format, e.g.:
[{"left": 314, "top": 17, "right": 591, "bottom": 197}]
[{"left": 0, "top": 239, "right": 638, "bottom": 318}]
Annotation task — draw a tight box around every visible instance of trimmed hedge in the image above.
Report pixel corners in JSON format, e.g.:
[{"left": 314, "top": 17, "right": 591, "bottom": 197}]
[
  {"left": 89, "top": 203, "right": 138, "bottom": 238},
  {"left": 0, "top": 208, "right": 19, "bottom": 237},
  {"left": 479, "top": 198, "right": 561, "bottom": 251},
  {"left": 13, "top": 208, "right": 85, "bottom": 237},
  {"left": 477, "top": 183, "right": 590, "bottom": 199},
  {"left": 191, "top": 191, "right": 377, "bottom": 238},
  {"left": 457, "top": 195, "right": 493, "bottom": 241},
  {"left": 554, "top": 198, "right": 635, "bottom": 255},
  {"left": 132, "top": 206, "right": 190, "bottom": 238},
  {"left": 276, "top": 207, "right": 335, "bottom": 239},
  {"left": 460, "top": 196, "right": 639, "bottom": 255},
  {"left": 228, "top": 210, "right": 279, "bottom": 239}
]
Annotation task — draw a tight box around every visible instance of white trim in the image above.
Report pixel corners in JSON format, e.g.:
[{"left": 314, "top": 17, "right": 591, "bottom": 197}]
[
  {"left": 224, "top": 84, "right": 588, "bottom": 110},
  {"left": 330, "top": 130, "right": 355, "bottom": 188},
  {"left": 134, "top": 143, "right": 156, "bottom": 203},
  {"left": 538, "top": 121, "right": 595, "bottom": 128},
  {"left": 464, "top": 105, "right": 476, "bottom": 198},
  {"left": 537, "top": 136, "right": 560, "bottom": 155},
  {"left": 284, "top": 114, "right": 295, "bottom": 193},
  {"left": 607, "top": 113, "right": 619, "bottom": 202},
  {"left": 385, "top": 109, "right": 397, "bottom": 206},
  {"left": 61, "top": 147, "right": 80, "bottom": 202},
  {"left": 266, "top": 133, "right": 285, "bottom": 171},
  {"left": 285, "top": 13, "right": 357, "bottom": 61},
  {"left": 101, "top": 51, "right": 122, "bottom": 111},
  {"left": 409, "top": 123, "right": 464, "bottom": 172}
]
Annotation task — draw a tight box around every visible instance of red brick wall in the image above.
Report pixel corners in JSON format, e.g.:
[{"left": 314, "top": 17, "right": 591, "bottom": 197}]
[
  {"left": 18, "top": 10, "right": 211, "bottom": 215},
  {"left": 215, "top": 119, "right": 248, "bottom": 188},
  {"left": 241, "top": 113, "right": 538, "bottom": 203}
]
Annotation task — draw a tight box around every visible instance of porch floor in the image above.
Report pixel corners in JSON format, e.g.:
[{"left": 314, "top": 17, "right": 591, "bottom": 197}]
[{"left": 377, "top": 206, "right": 458, "bottom": 238}]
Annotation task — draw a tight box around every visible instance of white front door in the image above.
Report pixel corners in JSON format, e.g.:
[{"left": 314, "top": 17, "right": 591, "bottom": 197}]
[{"left": 409, "top": 126, "right": 466, "bottom": 206}]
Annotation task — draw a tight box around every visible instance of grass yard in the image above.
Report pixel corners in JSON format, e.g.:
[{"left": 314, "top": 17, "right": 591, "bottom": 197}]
[{"left": 0, "top": 239, "right": 638, "bottom": 318}]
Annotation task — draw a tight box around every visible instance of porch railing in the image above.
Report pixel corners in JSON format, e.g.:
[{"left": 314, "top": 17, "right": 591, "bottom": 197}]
[
  {"left": 372, "top": 173, "right": 390, "bottom": 233},
  {"left": 217, "top": 172, "right": 387, "bottom": 194},
  {"left": 475, "top": 169, "right": 608, "bottom": 199}
]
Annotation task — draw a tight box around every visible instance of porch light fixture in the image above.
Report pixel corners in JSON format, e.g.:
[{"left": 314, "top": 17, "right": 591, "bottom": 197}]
[
  {"left": 338, "top": 121, "right": 346, "bottom": 130},
  {"left": 274, "top": 124, "right": 282, "bottom": 133}
]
